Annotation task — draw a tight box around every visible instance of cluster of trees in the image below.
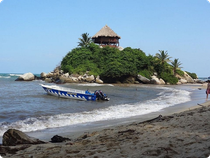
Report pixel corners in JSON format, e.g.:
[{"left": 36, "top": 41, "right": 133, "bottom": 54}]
[{"left": 60, "top": 33, "right": 196, "bottom": 84}]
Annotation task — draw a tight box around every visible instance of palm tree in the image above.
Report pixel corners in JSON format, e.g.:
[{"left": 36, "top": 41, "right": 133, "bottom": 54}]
[
  {"left": 154, "top": 50, "right": 171, "bottom": 75},
  {"left": 78, "top": 33, "right": 92, "bottom": 47},
  {"left": 155, "top": 50, "right": 171, "bottom": 65},
  {"left": 171, "top": 58, "right": 182, "bottom": 76}
]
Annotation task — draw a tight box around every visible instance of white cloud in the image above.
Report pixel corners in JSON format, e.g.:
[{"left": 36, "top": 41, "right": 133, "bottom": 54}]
[
  {"left": 0, "top": 0, "right": 3, "bottom": 3},
  {"left": 208, "top": 0, "right": 210, "bottom": 3}
]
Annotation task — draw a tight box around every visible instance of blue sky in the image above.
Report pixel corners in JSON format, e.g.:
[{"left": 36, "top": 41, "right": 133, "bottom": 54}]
[{"left": 0, "top": 0, "right": 209, "bottom": 77}]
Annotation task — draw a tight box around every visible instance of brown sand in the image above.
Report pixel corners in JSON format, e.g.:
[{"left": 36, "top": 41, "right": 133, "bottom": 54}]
[{"left": 2, "top": 101, "right": 210, "bottom": 158}]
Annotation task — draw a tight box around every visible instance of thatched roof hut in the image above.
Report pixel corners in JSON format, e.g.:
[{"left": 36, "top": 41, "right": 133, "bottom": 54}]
[{"left": 92, "top": 25, "right": 121, "bottom": 47}]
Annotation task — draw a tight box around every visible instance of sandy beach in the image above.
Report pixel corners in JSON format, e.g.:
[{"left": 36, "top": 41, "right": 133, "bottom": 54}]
[{"left": 1, "top": 99, "right": 210, "bottom": 158}]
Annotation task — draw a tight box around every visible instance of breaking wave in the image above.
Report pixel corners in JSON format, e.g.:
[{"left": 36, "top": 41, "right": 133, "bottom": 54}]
[{"left": 0, "top": 87, "right": 191, "bottom": 136}]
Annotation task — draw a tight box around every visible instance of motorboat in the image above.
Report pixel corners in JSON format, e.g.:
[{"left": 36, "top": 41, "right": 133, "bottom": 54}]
[{"left": 40, "top": 84, "right": 109, "bottom": 101}]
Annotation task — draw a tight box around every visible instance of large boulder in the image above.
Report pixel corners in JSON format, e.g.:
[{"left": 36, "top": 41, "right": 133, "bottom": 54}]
[
  {"left": 176, "top": 71, "right": 195, "bottom": 83},
  {"left": 15, "top": 72, "right": 35, "bottom": 81},
  {"left": 96, "top": 76, "right": 103, "bottom": 84},
  {"left": 179, "top": 78, "right": 188, "bottom": 84},
  {"left": 2, "top": 129, "right": 45, "bottom": 146},
  {"left": 46, "top": 72, "right": 55, "bottom": 78},
  {"left": 183, "top": 71, "right": 194, "bottom": 83},
  {"left": 63, "top": 73, "right": 69, "bottom": 78},
  {"left": 83, "top": 75, "right": 95, "bottom": 82},
  {"left": 70, "top": 77, "right": 79, "bottom": 82},
  {"left": 194, "top": 79, "right": 205, "bottom": 84},
  {"left": 159, "top": 78, "right": 165, "bottom": 85},
  {"left": 137, "top": 75, "right": 150, "bottom": 84},
  {"left": 40, "top": 72, "right": 47, "bottom": 78},
  {"left": 78, "top": 75, "right": 83, "bottom": 81},
  {"left": 59, "top": 76, "right": 79, "bottom": 83},
  {"left": 150, "top": 76, "right": 165, "bottom": 85},
  {"left": 44, "top": 78, "right": 52, "bottom": 83}
]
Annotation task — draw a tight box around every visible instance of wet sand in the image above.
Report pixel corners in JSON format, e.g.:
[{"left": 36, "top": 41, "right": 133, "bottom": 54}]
[{"left": 2, "top": 100, "right": 210, "bottom": 158}]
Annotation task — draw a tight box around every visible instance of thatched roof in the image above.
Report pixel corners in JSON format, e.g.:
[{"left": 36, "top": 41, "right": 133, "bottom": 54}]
[{"left": 92, "top": 25, "right": 121, "bottom": 39}]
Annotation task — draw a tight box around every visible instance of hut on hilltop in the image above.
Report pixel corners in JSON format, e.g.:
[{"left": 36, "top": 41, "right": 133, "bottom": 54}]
[{"left": 92, "top": 25, "right": 121, "bottom": 48}]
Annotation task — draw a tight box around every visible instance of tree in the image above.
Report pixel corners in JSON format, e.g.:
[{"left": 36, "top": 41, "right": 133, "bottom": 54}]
[
  {"left": 155, "top": 50, "right": 171, "bottom": 65},
  {"left": 171, "top": 58, "right": 182, "bottom": 76},
  {"left": 155, "top": 50, "right": 171, "bottom": 75},
  {"left": 60, "top": 46, "right": 197, "bottom": 83},
  {"left": 78, "top": 33, "right": 92, "bottom": 47}
]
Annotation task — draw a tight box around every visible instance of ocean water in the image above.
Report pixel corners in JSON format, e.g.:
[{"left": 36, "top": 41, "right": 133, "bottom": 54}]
[{"left": 0, "top": 73, "right": 207, "bottom": 141}]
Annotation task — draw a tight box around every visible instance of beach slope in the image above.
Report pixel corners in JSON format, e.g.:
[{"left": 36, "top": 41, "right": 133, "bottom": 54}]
[{"left": 1, "top": 101, "right": 210, "bottom": 158}]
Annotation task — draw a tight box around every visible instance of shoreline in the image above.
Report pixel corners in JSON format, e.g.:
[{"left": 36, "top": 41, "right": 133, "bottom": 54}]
[
  {"left": 21, "top": 83, "right": 207, "bottom": 142},
  {"left": 0, "top": 83, "right": 207, "bottom": 141},
  {"left": 2, "top": 100, "right": 210, "bottom": 157},
  {"left": 1, "top": 83, "right": 210, "bottom": 157}
]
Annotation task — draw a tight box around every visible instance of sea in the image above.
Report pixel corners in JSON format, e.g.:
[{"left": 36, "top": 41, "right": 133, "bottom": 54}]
[{"left": 0, "top": 73, "right": 208, "bottom": 142}]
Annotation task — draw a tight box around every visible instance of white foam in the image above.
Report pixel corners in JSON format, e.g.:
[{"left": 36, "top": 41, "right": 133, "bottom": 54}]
[
  {"left": 0, "top": 87, "right": 191, "bottom": 136},
  {"left": 0, "top": 76, "right": 10, "bottom": 78},
  {"left": 0, "top": 73, "right": 22, "bottom": 78},
  {"left": 9, "top": 73, "right": 22, "bottom": 77},
  {"left": 78, "top": 83, "right": 114, "bottom": 87}
]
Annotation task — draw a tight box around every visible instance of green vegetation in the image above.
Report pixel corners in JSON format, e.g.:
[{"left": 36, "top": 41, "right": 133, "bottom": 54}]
[
  {"left": 78, "top": 33, "right": 92, "bottom": 47},
  {"left": 61, "top": 43, "right": 148, "bottom": 82},
  {"left": 170, "top": 58, "right": 182, "bottom": 76},
  {"left": 186, "top": 71, "right": 197, "bottom": 79},
  {"left": 160, "top": 72, "right": 178, "bottom": 85},
  {"left": 60, "top": 33, "right": 197, "bottom": 84}
]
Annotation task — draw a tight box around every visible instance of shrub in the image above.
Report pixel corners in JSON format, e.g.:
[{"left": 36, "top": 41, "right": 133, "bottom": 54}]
[
  {"left": 186, "top": 71, "right": 197, "bottom": 79},
  {"left": 139, "top": 69, "right": 152, "bottom": 79},
  {"left": 160, "top": 72, "right": 178, "bottom": 84},
  {"left": 60, "top": 43, "right": 188, "bottom": 83},
  {"left": 176, "top": 69, "right": 184, "bottom": 76}
]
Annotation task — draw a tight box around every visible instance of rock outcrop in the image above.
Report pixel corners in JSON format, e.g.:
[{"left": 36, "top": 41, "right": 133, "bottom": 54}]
[
  {"left": 179, "top": 78, "right": 188, "bottom": 84},
  {"left": 40, "top": 70, "right": 105, "bottom": 84},
  {"left": 137, "top": 75, "right": 150, "bottom": 84},
  {"left": 96, "top": 76, "right": 103, "bottom": 84},
  {"left": 3, "top": 129, "right": 45, "bottom": 146},
  {"left": 40, "top": 72, "right": 47, "bottom": 78},
  {"left": 83, "top": 74, "right": 95, "bottom": 82},
  {"left": 59, "top": 76, "right": 79, "bottom": 83},
  {"left": 150, "top": 76, "right": 165, "bottom": 85},
  {"left": 194, "top": 79, "right": 205, "bottom": 84},
  {"left": 15, "top": 72, "right": 35, "bottom": 81},
  {"left": 14, "top": 69, "right": 199, "bottom": 85},
  {"left": 183, "top": 71, "right": 194, "bottom": 83},
  {"left": 176, "top": 71, "right": 195, "bottom": 84}
]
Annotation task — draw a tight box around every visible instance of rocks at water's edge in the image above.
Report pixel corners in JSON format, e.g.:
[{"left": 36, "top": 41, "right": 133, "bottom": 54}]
[
  {"left": 137, "top": 71, "right": 202, "bottom": 85},
  {"left": 96, "top": 75, "right": 104, "bottom": 84},
  {"left": 15, "top": 70, "right": 104, "bottom": 84},
  {"left": 15, "top": 72, "right": 35, "bottom": 81},
  {"left": 0, "top": 129, "right": 73, "bottom": 155},
  {"left": 15, "top": 70, "right": 203, "bottom": 85},
  {"left": 2, "top": 129, "right": 45, "bottom": 146},
  {"left": 137, "top": 75, "right": 150, "bottom": 84},
  {"left": 150, "top": 76, "right": 165, "bottom": 85}
]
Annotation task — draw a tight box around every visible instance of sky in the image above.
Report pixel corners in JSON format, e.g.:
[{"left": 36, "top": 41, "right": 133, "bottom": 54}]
[{"left": 0, "top": 0, "right": 210, "bottom": 77}]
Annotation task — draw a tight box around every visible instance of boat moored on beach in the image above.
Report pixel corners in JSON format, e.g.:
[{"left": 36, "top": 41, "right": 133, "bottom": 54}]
[{"left": 40, "top": 84, "right": 110, "bottom": 101}]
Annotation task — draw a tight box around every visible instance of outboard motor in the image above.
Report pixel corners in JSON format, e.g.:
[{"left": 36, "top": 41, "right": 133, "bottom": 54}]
[{"left": 94, "top": 90, "right": 110, "bottom": 101}]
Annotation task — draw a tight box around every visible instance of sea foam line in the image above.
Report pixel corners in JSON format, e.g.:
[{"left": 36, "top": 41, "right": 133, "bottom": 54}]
[
  {"left": 77, "top": 83, "right": 114, "bottom": 87},
  {"left": 0, "top": 76, "right": 10, "bottom": 78},
  {"left": 0, "top": 87, "right": 191, "bottom": 136},
  {"left": 9, "top": 74, "right": 22, "bottom": 77}
]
